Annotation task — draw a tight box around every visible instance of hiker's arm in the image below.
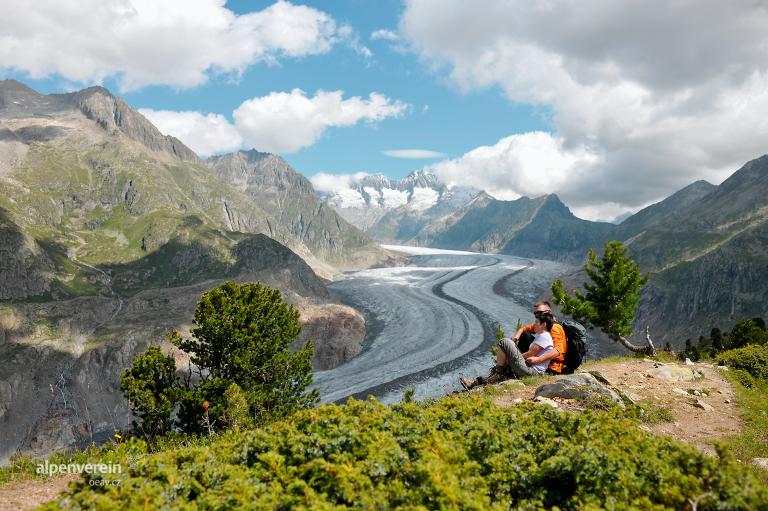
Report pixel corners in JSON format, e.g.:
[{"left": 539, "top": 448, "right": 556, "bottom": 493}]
[
  {"left": 514, "top": 324, "right": 534, "bottom": 341},
  {"left": 527, "top": 347, "right": 560, "bottom": 366},
  {"left": 522, "top": 343, "right": 542, "bottom": 359}
]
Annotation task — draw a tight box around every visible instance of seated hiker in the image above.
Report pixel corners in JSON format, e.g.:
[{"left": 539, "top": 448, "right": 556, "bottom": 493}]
[
  {"left": 459, "top": 302, "right": 565, "bottom": 390},
  {"left": 515, "top": 301, "right": 567, "bottom": 375}
]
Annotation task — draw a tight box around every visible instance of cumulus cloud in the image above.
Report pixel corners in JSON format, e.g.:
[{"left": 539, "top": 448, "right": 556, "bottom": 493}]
[
  {"left": 233, "top": 89, "right": 408, "bottom": 153},
  {"left": 136, "top": 89, "right": 407, "bottom": 156},
  {"left": 401, "top": 0, "right": 768, "bottom": 215},
  {"left": 0, "top": 0, "right": 353, "bottom": 90},
  {"left": 383, "top": 149, "right": 446, "bottom": 159},
  {"left": 139, "top": 109, "right": 242, "bottom": 156},
  {"left": 310, "top": 171, "right": 371, "bottom": 194},
  {"left": 429, "top": 131, "right": 599, "bottom": 201}
]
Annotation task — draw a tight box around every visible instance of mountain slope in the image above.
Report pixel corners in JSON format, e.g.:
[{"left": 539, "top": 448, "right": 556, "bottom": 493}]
[
  {"left": 0, "top": 81, "right": 369, "bottom": 461},
  {"left": 415, "top": 193, "right": 615, "bottom": 263},
  {"left": 617, "top": 180, "right": 716, "bottom": 238},
  {"left": 206, "top": 150, "right": 381, "bottom": 269},
  {"left": 627, "top": 155, "right": 768, "bottom": 340}
]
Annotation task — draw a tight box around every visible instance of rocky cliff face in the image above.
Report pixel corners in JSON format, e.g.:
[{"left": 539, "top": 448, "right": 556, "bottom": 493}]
[
  {"left": 206, "top": 150, "right": 382, "bottom": 269},
  {"left": 0, "top": 234, "right": 366, "bottom": 462}
]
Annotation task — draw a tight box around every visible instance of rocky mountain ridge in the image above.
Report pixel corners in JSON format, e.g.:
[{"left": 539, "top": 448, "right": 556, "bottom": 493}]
[
  {"left": 206, "top": 150, "right": 380, "bottom": 271},
  {"left": 320, "top": 169, "right": 479, "bottom": 242}
]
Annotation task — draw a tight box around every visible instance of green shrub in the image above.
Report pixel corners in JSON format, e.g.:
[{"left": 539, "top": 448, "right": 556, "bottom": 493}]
[
  {"left": 119, "top": 346, "right": 179, "bottom": 439},
  {"left": 170, "top": 281, "right": 318, "bottom": 433},
  {"left": 46, "top": 395, "right": 767, "bottom": 510},
  {"left": 120, "top": 282, "right": 318, "bottom": 437},
  {"left": 717, "top": 344, "right": 768, "bottom": 383}
]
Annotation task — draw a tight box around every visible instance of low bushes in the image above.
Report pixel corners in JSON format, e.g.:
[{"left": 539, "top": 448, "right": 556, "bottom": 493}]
[
  {"left": 47, "top": 395, "right": 767, "bottom": 510},
  {"left": 717, "top": 344, "right": 768, "bottom": 387}
]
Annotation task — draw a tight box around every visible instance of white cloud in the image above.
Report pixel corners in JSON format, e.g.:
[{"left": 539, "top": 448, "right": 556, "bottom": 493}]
[
  {"left": 310, "top": 171, "right": 371, "bottom": 194},
  {"left": 138, "top": 109, "right": 242, "bottom": 156},
  {"left": 0, "top": 1, "right": 350, "bottom": 90},
  {"left": 233, "top": 89, "right": 408, "bottom": 153},
  {"left": 429, "top": 132, "right": 599, "bottom": 202},
  {"left": 371, "top": 29, "right": 399, "bottom": 41},
  {"left": 383, "top": 149, "right": 446, "bottom": 159},
  {"left": 401, "top": 0, "right": 768, "bottom": 211},
  {"left": 136, "top": 88, "right": 408, "bottom": 156}
]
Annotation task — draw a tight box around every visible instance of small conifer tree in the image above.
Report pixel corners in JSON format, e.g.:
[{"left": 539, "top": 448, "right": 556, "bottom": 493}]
[
  {"left": 171, "top": 281, "right": 318, "bottom": 432},
  {"left": 120, "top": 346, "right": 179, "bottom": 440},
  {"left": 551, "top": 240, "right": 655, "bottom": 355}
]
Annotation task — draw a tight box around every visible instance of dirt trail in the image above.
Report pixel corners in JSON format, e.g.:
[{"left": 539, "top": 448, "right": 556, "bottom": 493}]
[
  {"left": 493, "top": 358, "right": 740, "bottom": 456},
  {"left": 0, "top": 475, "right": 78, "bottom": 511}
]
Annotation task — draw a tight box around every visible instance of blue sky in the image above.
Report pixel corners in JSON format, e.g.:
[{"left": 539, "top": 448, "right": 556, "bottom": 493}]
[
  {"left": 4, "top": 0, "right": 547, "bottom": 180},
  {"left": 3, "top": 0, "right": 768, "bottom": 220}
]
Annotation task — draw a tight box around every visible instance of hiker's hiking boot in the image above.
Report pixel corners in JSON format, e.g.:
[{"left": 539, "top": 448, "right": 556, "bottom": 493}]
[{"left": 459, "top": 365, "right": 508, "bottom": 391}]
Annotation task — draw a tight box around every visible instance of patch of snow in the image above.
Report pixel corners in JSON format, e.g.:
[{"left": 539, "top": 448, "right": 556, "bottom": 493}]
[
  {"left": 409, "top": 186, "right": 439, "bottom": 211},
  {"left": 363, "top": 186, "right": 383, "bottom": 207},
  {"left": 330, "top": 188, "right": 366, "bottom": 208},
  {"left": 381, "top": 187, "right": 408, "bottom": 208}
]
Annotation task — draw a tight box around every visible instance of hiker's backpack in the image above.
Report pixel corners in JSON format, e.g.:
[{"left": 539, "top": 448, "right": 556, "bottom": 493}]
[{"left": 559, "top": 319, "right": 589, "bottom": 374}]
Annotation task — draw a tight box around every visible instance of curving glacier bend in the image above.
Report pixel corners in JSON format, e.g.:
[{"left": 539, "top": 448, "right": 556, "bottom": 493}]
[{"left": 312, "top": 246, "right": 571, "bottom": 403}]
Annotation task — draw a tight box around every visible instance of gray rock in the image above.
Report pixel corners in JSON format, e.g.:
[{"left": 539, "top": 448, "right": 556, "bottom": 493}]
[
  {"left": 752, "top": 458, "right": 768, "bottom": 469},
  {"left": 651, "top": 365, "right": 700, "bottom": 382},
  {"left": 694, "top": 399, "right": 714, "bottom": 412},
  {"left": 622, "top": 391, "right": 642, "bottom": 404},
  {"left": 534, "top": 373, "right": 624, "bottom": 407},
  {"left": 534, "top": 396, "right": 559, "bottom": 408},
  {"left": 685, "top": 358, "right": 695, "bottom": 366}
]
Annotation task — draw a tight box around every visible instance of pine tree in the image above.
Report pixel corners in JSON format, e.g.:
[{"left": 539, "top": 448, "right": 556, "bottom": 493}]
[
  {"left": 551, "top": 241, "right": 654, "bottom": 355},
  {"left": 120, "top": 346, "right": 179, "bottom": 439},
  {"left": 170, "top": 281, "right": 318, "bottom": 433}
]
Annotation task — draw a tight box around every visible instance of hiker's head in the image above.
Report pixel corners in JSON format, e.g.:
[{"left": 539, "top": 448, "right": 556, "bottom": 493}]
[
  {"left": 534, "top": 312, "right": 554, "bottom": 332},
  {"left": 533, "top": 301, "right": 552, "bottom": 318}
]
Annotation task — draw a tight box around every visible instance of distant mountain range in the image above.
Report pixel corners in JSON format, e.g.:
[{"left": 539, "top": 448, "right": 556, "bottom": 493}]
[
  {"left": 319, "top": 171, "right": 479, "bottom": 243},
  {"left": 321, "top": 159, "right": 768, "bottom": 343},
  {"left": 0, "top": 80, "right": 379, "bottom": 460}
]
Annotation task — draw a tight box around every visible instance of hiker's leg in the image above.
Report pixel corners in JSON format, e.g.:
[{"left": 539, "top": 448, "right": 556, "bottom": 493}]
[
  {"left": 499, "top": 338, "right": 539, "bottom": 378},
  {"left": 517, "top": 332, "right": 534, "bottom": 354}
]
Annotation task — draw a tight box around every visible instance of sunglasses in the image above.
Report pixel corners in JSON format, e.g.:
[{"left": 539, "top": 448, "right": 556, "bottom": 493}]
[{"left": 533, "top": 310, "right": 551, "bottom": 317}]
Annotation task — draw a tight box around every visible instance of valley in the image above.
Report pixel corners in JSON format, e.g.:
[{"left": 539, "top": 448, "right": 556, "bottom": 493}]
[{"left": 313, "top": 246, "right": 623, "bottom": 403}]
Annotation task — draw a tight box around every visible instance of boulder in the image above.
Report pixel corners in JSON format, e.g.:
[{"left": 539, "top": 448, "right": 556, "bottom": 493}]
[
  {"left": 651, "top": 365, "right": 702, "bottom": 382},
  {"left": 534, "top": 373, "right": 624, "bottom": 407}
]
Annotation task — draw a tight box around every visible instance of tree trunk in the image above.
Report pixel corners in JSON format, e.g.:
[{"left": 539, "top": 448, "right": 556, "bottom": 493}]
[{"left": 618, "top": 328, "right": 656, "bottom": 356}]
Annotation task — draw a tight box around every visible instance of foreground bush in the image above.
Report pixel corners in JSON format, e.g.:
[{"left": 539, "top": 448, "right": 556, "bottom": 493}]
[{"left": 48, "top": 396, "right": 766, "bottom": 510}]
